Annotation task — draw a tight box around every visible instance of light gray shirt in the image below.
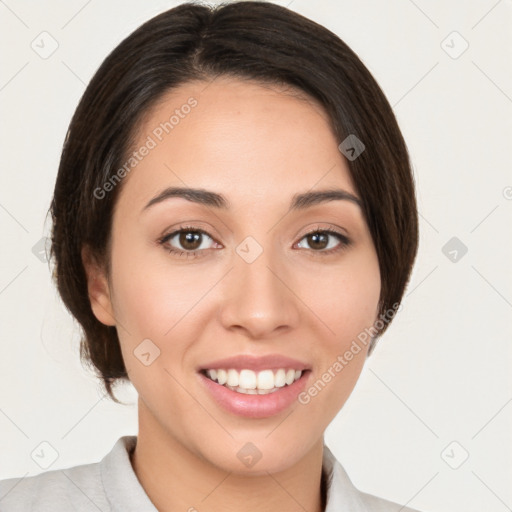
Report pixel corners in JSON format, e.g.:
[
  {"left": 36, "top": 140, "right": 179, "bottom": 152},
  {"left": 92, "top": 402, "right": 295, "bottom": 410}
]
[{"left": 0, "top": 436, "right": 422, "bottom": 511}]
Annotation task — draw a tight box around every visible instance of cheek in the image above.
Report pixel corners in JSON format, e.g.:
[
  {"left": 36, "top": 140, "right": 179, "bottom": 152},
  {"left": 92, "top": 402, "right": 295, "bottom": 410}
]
[
  {"left": 109, "top": 243, "right": 209, "bottom": 340},
  {"left": 300, "top": 250, "right": 381, "bottom": 344},
  {"left": 108, "top": 248, "right": 207, "bottom": 401},
  {"left": 295, "top": 250, "right": 380, "bottom": 410}
]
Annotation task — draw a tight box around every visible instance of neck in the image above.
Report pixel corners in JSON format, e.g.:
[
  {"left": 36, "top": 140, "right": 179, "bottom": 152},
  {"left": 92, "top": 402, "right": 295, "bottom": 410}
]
[{"left": 130, "top": 402, "right": 326, "bottom": 512}]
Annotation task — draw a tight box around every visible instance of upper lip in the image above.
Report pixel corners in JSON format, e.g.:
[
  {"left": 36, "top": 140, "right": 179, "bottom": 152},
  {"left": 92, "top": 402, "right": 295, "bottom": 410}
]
[{"left": 198, "top": 354, "right": 311, "bottom": 372}]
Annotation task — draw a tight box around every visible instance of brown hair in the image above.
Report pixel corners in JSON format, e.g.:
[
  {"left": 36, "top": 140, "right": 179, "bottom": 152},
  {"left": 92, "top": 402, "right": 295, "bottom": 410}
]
[{"left": 49, "top": 1, "right": 418, "bottom": 403}]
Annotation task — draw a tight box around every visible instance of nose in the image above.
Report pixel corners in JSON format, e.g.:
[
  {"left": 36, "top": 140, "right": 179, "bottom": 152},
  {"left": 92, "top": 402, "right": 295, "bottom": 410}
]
[{"left": 218, "top": 245, "right": 301, "bottom": 339}]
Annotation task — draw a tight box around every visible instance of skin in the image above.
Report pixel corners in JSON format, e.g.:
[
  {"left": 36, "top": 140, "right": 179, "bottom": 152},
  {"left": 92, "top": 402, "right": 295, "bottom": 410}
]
[{"left": 83, "top": 76, "right": 381, "bottom": 512}]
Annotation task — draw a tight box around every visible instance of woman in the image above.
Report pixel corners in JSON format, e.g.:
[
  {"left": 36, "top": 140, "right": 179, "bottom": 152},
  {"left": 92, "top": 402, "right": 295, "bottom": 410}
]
[{"left": 0, "top": 1, "right": 421, "bottom": 510}]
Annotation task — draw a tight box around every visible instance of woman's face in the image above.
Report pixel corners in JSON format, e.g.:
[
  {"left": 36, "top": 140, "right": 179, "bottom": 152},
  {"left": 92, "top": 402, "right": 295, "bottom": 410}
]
[{"left": 88, "top": 76, "right": 381, "bottom": 474}]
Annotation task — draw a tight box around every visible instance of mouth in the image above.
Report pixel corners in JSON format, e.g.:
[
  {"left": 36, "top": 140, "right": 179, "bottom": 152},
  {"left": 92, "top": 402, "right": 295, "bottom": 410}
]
[
  {"left": 198, "top": 367, "right": 311, "bottom": 419},
  {"left": 199, "top": 367, "right": 308, "bottom": 395}
]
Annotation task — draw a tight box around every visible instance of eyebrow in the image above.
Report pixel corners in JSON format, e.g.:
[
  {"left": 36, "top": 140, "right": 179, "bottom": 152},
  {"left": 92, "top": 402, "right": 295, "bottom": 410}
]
[{"left": 142, "top": 186, "right": 362, "bottom": 212}]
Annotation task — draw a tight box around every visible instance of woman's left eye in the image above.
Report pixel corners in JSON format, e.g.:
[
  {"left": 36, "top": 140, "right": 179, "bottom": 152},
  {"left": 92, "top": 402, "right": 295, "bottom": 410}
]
[{"left": 295, "top": 229, "right": 351, "bottom": 254}]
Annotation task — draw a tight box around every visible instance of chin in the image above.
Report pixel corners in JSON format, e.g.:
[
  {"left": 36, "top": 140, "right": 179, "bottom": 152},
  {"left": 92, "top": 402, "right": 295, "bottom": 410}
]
[{"left": 199, "top": 433, "right": 317, "bottom": 476}]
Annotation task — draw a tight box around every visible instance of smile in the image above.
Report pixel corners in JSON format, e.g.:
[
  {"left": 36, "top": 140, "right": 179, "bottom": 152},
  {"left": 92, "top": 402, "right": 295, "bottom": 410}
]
[
  {"left": 202, "top": 368, "right": 303, "bottom": 395},
  {"left": 198, "top": 368, "right": 310, "bottom": 418}
]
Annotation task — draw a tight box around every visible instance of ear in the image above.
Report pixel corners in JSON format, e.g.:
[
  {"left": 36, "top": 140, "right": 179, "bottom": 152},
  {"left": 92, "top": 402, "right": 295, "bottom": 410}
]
[{"left": 81, "top": 245, "right": 116, "bottom": 326}]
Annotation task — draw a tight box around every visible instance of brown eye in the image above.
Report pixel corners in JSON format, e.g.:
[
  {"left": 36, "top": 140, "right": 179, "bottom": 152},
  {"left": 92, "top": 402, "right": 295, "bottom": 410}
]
[
  {"left": 159, "top": 227, "right": 218, "bottom": 257},
  {"left": 178, "top": 231, "right": 203, "bottom": 251},
  {"left": 305, "top": 232, "right": 329, "bottom": 250},
  {"left": 296, "top": 229, "right": 350, "bottom": 254}
]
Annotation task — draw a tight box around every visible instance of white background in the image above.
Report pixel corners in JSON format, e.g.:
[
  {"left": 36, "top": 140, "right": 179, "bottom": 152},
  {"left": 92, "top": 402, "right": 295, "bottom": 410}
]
[{"left": 0, "top": 1, "right": 511, "bottom": 511}]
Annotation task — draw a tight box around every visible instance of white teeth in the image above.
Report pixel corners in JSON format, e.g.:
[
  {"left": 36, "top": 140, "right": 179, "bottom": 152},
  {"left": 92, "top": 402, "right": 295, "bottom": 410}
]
[
  {"left": 226, "top": 384, "right": 279, "bottom": 395},
  {"left": 257, "top": 370, "right": 274, "bottom": 390},
  {"left": 239, "top": 369, "right": 257, "bottom": 389},
  {"left": 227, "top": 369, "right": 239, "bottom": 387},
  {"left": 285, "top": 369, "right": 295, "bottom": 385},
  {"left": 274, "top": 369, "right": 286, "bottom": 387},
  {"left": 216, "top": 369, "right": 227, "bottom": 385},
  {"left": 204, "top": 367, "right": 304, "bottom": 394}
]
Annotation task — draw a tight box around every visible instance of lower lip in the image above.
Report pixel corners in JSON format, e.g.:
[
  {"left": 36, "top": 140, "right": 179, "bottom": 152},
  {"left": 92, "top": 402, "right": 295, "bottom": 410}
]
[{"left": 198, "top": 371, "right": 311, "bottom": 419}]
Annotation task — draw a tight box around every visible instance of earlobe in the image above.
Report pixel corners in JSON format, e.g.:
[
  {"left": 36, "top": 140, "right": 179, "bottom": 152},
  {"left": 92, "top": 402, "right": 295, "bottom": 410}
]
[{"left": 81, "top": 245, "right": 116, "bottom": 327}]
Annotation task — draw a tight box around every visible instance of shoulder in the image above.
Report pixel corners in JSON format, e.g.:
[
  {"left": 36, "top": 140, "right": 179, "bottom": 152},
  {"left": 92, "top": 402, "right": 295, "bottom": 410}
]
[
  {"left": 357, "top": 489, "right": 422, "bottom": 512},
  {"left": 0, "top": 456, "right": 108, "bottom": 512},
  {"left": 323, "top": 444, "right": 424, "bottom": 512},
  {"left": 0, "top": 436, "right": 143, "bottom": 512}
]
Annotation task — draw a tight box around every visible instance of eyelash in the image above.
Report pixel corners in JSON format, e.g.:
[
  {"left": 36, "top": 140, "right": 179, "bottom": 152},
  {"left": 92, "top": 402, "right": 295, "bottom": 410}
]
[{"left": 158, "top": 224, "right": 351, "bottom": 259}]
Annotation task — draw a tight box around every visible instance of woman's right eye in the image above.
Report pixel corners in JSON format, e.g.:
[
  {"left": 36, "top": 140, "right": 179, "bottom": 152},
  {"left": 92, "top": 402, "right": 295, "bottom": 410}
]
[{"left": 159, "top": 226, "right": 219, "bottom": 258}]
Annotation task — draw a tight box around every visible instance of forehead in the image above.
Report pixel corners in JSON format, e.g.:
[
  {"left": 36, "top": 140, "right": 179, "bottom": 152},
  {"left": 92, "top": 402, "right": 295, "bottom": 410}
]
[{"left": 117, "top": 76, "right": 357, "bottom": 213}]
